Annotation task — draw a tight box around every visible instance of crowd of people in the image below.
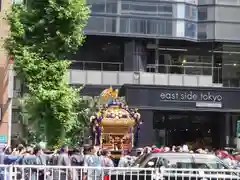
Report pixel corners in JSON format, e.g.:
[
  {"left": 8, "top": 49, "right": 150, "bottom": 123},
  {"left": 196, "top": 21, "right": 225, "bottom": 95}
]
[
  {"left": 0, "top": 144, "right": 238, "bottom": 180},
  {"left": 0, "top": 143, "right": 240, "bottom": 180},
  {"left": 0, "top": 143, "right": 239, "bottom": 180},
  {"left": 0, "top": 143, "right": 239, "bottom": 167}
]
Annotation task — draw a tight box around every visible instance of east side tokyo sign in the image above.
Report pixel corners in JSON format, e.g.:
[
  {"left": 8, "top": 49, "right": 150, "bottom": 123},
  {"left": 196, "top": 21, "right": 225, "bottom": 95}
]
[{"left": 160, "top": 91, "right": 223, "bottom": 103}]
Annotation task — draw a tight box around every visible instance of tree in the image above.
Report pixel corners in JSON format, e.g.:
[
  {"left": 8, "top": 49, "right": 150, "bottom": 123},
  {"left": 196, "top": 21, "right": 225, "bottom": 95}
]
[
  {"left": 5, "top": 0, "right": 90, "bottom": 147},
  {"left": 65, "top": 96, "right": 99, "bottom": 146}
]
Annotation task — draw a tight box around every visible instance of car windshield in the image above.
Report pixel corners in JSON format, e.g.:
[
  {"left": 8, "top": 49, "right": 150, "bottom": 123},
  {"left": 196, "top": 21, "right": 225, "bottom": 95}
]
[{"left": 131, "top": 154, "right": 148, "bottom": 167}]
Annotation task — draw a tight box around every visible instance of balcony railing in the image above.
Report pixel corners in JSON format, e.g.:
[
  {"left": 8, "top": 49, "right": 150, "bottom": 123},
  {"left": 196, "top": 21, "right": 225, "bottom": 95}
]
[
  {"left": 68, "top": 70, "right": 220, "bottom": 87},
  {"left": 146, "top": 64, "right": 221, "bottom": 74},
  {"left": 70, "top": 60, "right": 123, "bottom": 71},
  {"left": 146, "top": 64, "right": 222, "bottom": 84},
  {"left": 69, "top": 61, "right": 222, "bottom": 84}
]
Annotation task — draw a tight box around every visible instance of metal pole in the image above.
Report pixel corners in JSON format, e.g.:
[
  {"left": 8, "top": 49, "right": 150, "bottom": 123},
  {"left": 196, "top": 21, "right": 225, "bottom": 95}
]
[{"left": 155, "top": 39, "right": 159, "bottom": 73}]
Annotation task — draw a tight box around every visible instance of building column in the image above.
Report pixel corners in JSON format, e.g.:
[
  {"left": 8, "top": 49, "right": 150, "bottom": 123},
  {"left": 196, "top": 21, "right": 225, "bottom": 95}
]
[
  {"left": 124, "top": 40, "right": 147, "bottom": 71},
  {"left": 154, "top": 39, "right": 159, "bottom": 73},
  {"left": 225, "top": 112, "right": 231, "bottom": 147},
  {"left": 116, "top": 0, "right": 121, "bottom": 33},
  {"left": 137, "top": 110, "right": 155, "bottom": 147}
]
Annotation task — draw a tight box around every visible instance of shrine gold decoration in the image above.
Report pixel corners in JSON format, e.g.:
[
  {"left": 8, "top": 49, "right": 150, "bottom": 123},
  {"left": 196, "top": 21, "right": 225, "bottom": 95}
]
[{"left": 90, "top": 87, "right": 141, "bottom": 150}]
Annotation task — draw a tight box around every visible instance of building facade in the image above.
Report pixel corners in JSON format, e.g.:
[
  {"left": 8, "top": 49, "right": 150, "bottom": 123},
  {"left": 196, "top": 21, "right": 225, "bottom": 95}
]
[
  {"left": 0, "top": 0, "right": 13, "bottom": 146},
  {"left": 10, "top": 0, "right": 240, "bottom": 148},
  {"left": 68, "top": 0, "right": 240, "bottom": 148},
  {"left": 69, "top": 0, "right": 240, "bottom": 88},
  {"left": 85, "top": 0, "right": 240, "bottom": 42}
]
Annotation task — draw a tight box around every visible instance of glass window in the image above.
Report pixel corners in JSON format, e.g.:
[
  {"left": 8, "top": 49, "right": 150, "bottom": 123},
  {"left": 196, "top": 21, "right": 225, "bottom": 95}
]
[
  {"left": 198, "top": 7, "right": 208, "bottom": 20},
  {"left": 105, "top": 17, "right": 116, "bottom": 33},
  {"left": 157, "top": 20, "right": 172, "bottom": 36},
  {"left": 160, "top": 156, "right": 193, "bottom": 168},
  {"left": 130, "top": 18, "right": 147, "bottom": 34},
  {"left": 158, "top": 4, "right": 173, "bottom": 13},
  {"left": 14, "top": 76, "right": 21, "bottom": 91},
  {"left": 91, "top": 2, "right": 105, "bottom": 13},
  {"left": 216, "top": 0, "right": 239, "bottom": 6},
  {"left": 121, "top": 3, "right": 130, "bottom": 10},
  {"left": 194, "top": 156, "right": 228, "bottom": 169},
  {"left": 198, "top": 0, "right": 214, "bottom": 5},
  {"left": 74, "top": 36, "right": 124, "bottom": 71},
  {"left": 106, "top": 2, "right": 117, "bottom": 13},
  {"left": 121, "top": 2, "right": 172, "bottom": 16},
  {"left": 120, "top": 18, "right": 129, "bottom": 33},
  {"left": 185, "top": 22, "right": 197, "bottom": 38},
  {"left": 198, "top": 24, "right": 207, "bottom": 39},
  {"left": 166, "top": 21, "right": 173, "bottom": 35},
  {"left": 185, "top": 5, "right": 197, "bottom": 20},
  {"left": 132, "top": 4, "right": 157, "bottom": 13},
  {"left": 147, "top": 20, "right": 158, "bottom": 35},
  {"left": 132, "top": 154, "right": 148, "bottom": 167},
  {"left": 121, "top": 18, "right": 172, "bottom": 36},
  {"left": 12, "top": 109, "right": 21, "bottom": 123},
  {"left": 85, "top": 16, "right": 105, "bottom": 32}
]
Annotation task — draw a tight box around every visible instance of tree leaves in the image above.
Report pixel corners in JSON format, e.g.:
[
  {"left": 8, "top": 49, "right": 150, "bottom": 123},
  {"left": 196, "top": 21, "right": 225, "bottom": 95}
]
[{"left": 6, "top": 0, "right": 90, "bottom": 147}]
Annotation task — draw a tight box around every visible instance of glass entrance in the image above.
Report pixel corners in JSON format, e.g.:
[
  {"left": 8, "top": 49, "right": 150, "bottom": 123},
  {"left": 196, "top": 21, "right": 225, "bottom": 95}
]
[{"left": 153, "top": 111, "right": 222, "bottom": 150}]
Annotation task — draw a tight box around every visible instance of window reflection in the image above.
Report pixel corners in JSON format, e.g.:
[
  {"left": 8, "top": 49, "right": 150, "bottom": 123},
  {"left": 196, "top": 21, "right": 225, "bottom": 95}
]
[
  {"left": 185, "top": 5, "right": 197, "bottom": 20},
  {"left": 90, "top": 1, "right": 105, "bottom": 13},
  {"left": 131, "top": 19, "right": 147, "bottom": 34},
  {"left": 88, "top": 0, "right": 117, "bottom": 14},
  {"left": 106, "top": 2, "right": 117, "bottom": 13},
  {"left": 86, "top": 16, "right": 173, "bottom": 37},
  {"left": 85, "top": 16, "right": 117, "bottom": 33},
  {"left": 71, "top": 37, "right": 124, "bottom": 71},
  {"left": 120, "top": 18, "right": 172, "bottom": 36},
  {"left": 198, "top": 7, "right": 208, "bottom": 20},
  {"left": 121, "top": 2, "right": 172, "bottom": 17},
  {"left": 120, "top": 18, "right": 128, "bottom": 33},
  {"left": 147, "top": 20, "right": 158, "bottom": 35},
  {"left": 158, "top": 4, "right": 173, "bottom": 13},
  {"left": 198, "top": 24, "right": 207, "bottom": 39},
  {"left": 131, "top": 4, "right": 157, "bottom": 12},
  {"left": 185, "top": 22, "right": 197, "bottom": 38},
  {"left": 86, "top": 16, "right": 105, "bottom": 32},
  {"left": 105, "top": 18, "right": 116, "bottom": 33},
  {"left": 198, "top": 0, "right": 214, "bottom": 5}
]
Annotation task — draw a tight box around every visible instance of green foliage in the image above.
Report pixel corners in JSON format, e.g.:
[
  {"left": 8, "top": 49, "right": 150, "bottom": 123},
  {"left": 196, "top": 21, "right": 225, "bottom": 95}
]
[
  {"left": 5, "top": 0, "right": 90, "bottom": 147},
  {"left": 65, "top": 96, "right": 99, "bottom": 147}
]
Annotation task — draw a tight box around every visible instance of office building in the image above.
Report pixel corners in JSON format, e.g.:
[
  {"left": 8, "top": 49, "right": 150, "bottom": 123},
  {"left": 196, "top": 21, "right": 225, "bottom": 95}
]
[{"left": 10, "top": 0, "right": 240, "bottom": 148}]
